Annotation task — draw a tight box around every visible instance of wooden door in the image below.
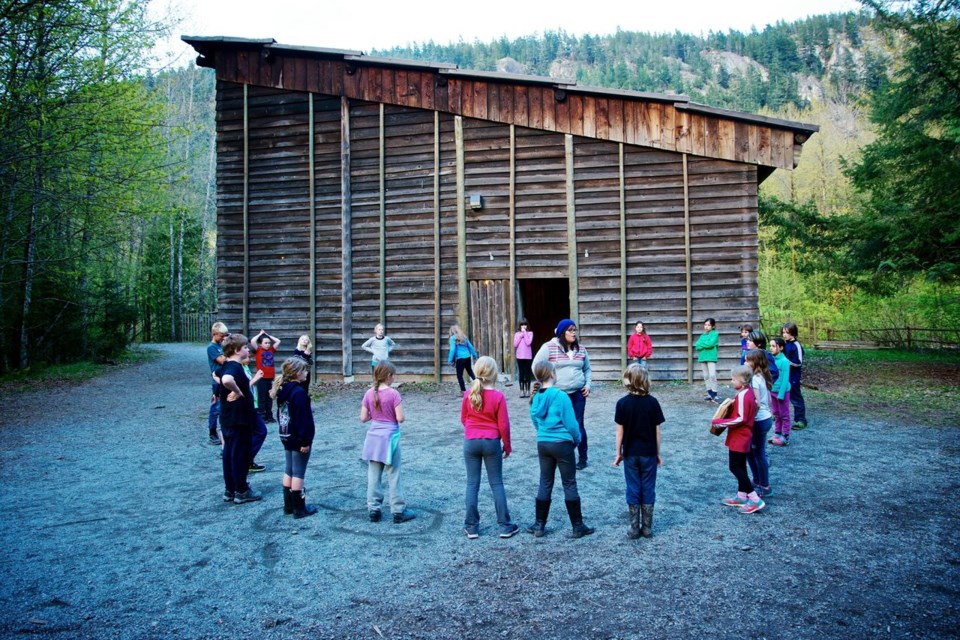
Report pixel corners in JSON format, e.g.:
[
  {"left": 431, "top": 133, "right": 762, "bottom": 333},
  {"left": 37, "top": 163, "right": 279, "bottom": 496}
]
[{"left": 468, "top": 279, "right": 510, "bottom": 374}]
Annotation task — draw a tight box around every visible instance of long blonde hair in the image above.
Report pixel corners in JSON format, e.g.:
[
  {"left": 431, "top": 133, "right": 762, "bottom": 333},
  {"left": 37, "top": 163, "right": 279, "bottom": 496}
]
[
  {"left": 371, "top": 360, "right": 396, "bottom": 410},
  {"left": 450, "top": 324, "right": 467, "bottom": 343},
  {"left": 468, "top": 356, "right": 498, "bottom": 411},
  {"left": 297, "top": 334, "right": 313, "bottom": 354},
  {"left": 270, "top": 358, "right": 309, "bottom": 398}
]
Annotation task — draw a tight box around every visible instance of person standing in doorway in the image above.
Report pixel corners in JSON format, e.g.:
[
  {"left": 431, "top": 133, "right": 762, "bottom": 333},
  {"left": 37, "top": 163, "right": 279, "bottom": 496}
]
[
  {"left": 533, "top": 319, "right": 592, "bottom": 470},
  {"left": 206, "top": 322, "right": 228, "bottom": 445},
  {"left": 513, "top": 319, "right": 534, "bottom": 398}
]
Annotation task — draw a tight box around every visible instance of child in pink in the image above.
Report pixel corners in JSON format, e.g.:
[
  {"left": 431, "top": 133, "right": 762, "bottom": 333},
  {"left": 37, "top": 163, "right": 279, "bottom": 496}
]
[{"left": 712, "top": 366, "right": 764, "bottom": 514}]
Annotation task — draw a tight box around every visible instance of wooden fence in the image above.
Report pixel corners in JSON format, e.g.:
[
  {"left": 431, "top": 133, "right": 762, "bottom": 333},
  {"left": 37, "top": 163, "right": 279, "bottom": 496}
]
[{"left": 760, "top": 317, "right": 960, "bottom": 350}]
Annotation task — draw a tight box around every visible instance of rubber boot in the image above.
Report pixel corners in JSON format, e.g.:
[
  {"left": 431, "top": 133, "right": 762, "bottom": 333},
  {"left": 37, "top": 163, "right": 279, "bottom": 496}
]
[
  {"left": 526, "top": 499, "right": 550, "bottom": 537},
  {"left": 627, "top": 504, "right": 641, "bottom": 539},
  {"left": 282, "top": 486, "right": 294, "bottom": 515},
  {"left": 566, "top": 499, "right": 595, "bottom": 538},
  {"left": 640, "top": 504, "right": 654, "bottom": 538},
  {"left": 292, "top": 490, "right": 318, "bottom": 519}
]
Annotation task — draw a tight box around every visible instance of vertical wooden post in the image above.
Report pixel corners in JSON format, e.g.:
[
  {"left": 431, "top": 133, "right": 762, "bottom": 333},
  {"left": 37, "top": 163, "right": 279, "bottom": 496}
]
[
  {"left": 619, "top": 143, "right": 627, "bottom": 371},
  {"left": 379, "top": 104, "right": 386, "bottom": 324},
  {"left": 433, "top": 111, "right": 442, "bottom": 383},
  {"left": 242, "top": 84, "right": 250, "bottom": 337},
  {"left": 341, "top": 96, "right": 353, "bottom": 379},
  {"left": 308, "top": 94, "right": 317, "bottom": 381},
  {"left": 455, "top": 116, "right": 468, "bottom": 332},
  {"left": 683, "top": 154, "right": 693, "bottom": 383},
  {"left": 565, "top": 134, "right": 579, "bottom": 323},
  {"left": 507, "top": 124, "right": 516, "bottom": 380}
]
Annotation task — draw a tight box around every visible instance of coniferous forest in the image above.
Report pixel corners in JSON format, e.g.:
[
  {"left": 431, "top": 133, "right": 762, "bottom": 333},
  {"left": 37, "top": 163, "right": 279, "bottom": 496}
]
[{"left": 0, "top": 0, "right": 956, "bottom": 373}]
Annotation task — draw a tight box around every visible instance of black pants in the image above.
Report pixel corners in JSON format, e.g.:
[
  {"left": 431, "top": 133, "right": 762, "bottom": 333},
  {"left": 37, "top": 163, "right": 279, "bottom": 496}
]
[
  {"left": 536, "top": 440, "right": 580, "bottom": 502},
  {"left": 517, "top": 359, "right": 533, "bottom": 385},
  {"left": 222, "top": 424, "right": 252, "bottom": 494},
  {"left": 256, "top": 377, "right": 274, "bottom": 419},
  {"left": 455, "top": 358, "right": 475, "bottom": 392},
  {"left": 729, "top": 450, "right": 752, "bottom": 494}
]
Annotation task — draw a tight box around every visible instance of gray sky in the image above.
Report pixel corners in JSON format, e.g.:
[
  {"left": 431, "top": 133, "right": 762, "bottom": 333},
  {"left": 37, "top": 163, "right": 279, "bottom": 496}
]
[{"left": 153, "top": 0, "right": 863, "bottom": 67}]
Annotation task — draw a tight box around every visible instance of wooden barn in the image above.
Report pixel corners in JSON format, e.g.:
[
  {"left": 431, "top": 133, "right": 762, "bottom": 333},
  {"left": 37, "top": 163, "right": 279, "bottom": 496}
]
[{"left": 184, "top": 36, "right": 817, "bottom": 382}]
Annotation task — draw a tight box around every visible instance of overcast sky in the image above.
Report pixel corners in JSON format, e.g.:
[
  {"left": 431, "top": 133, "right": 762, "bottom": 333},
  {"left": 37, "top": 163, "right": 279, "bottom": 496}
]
[{"left": 152, "top": 0, "right": 864, "bottom": 68}]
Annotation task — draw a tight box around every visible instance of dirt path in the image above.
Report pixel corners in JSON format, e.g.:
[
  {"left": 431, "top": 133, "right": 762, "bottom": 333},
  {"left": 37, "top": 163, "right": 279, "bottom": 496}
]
[{"left": 1, "top": 343, "right": 958, "bottom": 639}]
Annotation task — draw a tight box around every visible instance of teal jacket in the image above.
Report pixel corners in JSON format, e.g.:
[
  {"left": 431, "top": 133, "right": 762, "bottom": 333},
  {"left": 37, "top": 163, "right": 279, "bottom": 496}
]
[
  {"left": 695, "top": 329, "right": 719, "bottom": 363},
  {"left": 530, "top": 386, "right": 581, "bottom": 444},
  {"left": 771, "top": 352, "right": 791, "bottom": 400}
]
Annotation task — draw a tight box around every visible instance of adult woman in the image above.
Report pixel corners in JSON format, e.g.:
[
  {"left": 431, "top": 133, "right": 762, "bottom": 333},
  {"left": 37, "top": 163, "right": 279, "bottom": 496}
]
[
  {"left": 513, "top": 319, "right": 534, "bottom": 397},
  {"left": 532, "top": 319, "right": 592, "bottom": 470},
  {"left": 448, "top": 325, "right": 479, "bottom": 393}
]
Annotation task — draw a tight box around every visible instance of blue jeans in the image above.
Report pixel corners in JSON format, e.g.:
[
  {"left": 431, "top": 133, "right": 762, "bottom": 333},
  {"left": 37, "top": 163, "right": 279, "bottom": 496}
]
[
  {"left": 747, "top": 416, "right": 772, "bottom": 488},
  {"left": 208, "top": 382, "right": 220, "bottom": 430},
  {"left": 250, "top": 413, "right": 267, "bottom": 464},
  {"left": 789, "top": 381, "right": 806, "bottom": 424},
  {"left": 567, "top": 390, "right": 587, "bottom": 463},
  {"left": 463, "top": 438, "right": 512, "bottom": 528},
  {"left": 536, "top": 440, "right": 580, "bottom": 502},
  {"left": 284, "top": 448, "right": 311, "bottom": 479},
  {"left": 622, "top": 455, "right": 658, "bottom": 505}
]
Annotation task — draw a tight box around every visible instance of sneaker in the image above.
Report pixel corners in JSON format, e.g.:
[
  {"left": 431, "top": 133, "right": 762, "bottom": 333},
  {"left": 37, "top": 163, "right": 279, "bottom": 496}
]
[
  {"left": 393, "top": 511, "right": 415, "bottom": 524},
  {"left": 222, "top": 490, "right": 235, "bottom": 502},
  {"left": 248, "top": 462, "right": 266, "bottom": 473},
  {"left": 369, "top": 510, "right": 382, "bottom": 522},
  {"left": 704, "top": 395, "right": 714, "bottom": 402},
  {"left": 761, "top": 485, "right": 773, "bottom": 498},
  {"left": 793, "top": 421, "right": 808, "bottom": 430},
  {"left": 769, "top": 435, "right": 787, "bottom": 446},
  {"left": 575, "top": 460, "right": 588, "bottom": 471},
  {"left": 233, "top": 488, "right": 262, "bottom": 504},
  {"left": 722, "top": 496, "right": 746, "bottom": 507},
  {"left": 740, "top": 498, "right": 766, "bottom": 514},
  {"left": 208, "top": 436, "right": 221, "bottom": 445},
  {"left": 464, "top": 525, "right": 480, "bottom": 539},
  {"left": 499, "top": 523, "right": 520, "bottom": 539}
]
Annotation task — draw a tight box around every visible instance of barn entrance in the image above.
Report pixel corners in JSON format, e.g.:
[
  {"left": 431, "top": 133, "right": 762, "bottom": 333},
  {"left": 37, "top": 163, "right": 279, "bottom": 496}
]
[{"left": 518, "top": 278, "right": 570, "bottom": 354}]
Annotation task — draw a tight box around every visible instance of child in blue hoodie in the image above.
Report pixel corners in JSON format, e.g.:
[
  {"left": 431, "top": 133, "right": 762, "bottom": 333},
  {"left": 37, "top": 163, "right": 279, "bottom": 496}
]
[
  {"left": 271, "top": 358, "right": 317, "bottom": 518},
  {"left": 526, "top": 360, "right": 594, "bottom": 539}
]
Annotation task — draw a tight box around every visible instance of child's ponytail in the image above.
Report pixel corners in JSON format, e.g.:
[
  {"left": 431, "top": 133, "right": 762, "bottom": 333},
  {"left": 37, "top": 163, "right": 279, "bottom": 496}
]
[
  {"left": 529, "top": 360, "right": 556, "bottom": 405},
  {"left": 371, "top": 360, "right": 396, "bottom": 411},
  {"left": 469, "top": 356, "right": 498, "bottom": 411}
]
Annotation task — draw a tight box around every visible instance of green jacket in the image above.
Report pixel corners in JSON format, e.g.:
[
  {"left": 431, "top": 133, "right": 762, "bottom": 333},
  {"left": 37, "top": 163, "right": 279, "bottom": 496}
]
[{"left": 695, "top": 329, "right": 719, "bottom": 363}]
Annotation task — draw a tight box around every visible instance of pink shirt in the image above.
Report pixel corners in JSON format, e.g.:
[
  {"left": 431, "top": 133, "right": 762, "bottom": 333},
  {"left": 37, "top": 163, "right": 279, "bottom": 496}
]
[
  {"left": 513, "top": 330, "right": 533, "bottom": 360},
  {"left": 362, "top": 387, "right": 402, "bottom": 423},
  {"left": 460, "top": 388, "right": 512, "bottom": 454}
]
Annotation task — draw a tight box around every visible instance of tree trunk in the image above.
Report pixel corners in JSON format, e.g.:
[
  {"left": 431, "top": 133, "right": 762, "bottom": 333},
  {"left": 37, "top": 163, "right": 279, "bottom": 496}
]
[{"left": 20, "top": 161, "right": 40, "bottom": 369}]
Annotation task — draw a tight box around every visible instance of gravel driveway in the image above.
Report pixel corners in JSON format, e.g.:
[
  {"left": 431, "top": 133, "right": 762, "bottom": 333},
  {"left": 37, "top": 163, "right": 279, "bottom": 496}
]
[{"left": 1, "top": 343, "right": 958, "bottom": 639}]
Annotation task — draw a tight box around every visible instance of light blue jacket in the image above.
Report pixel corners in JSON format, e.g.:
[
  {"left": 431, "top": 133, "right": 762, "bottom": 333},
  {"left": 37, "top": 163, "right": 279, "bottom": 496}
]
[
  {"left": 530, "top": 386, "right": 581, "bottom": 444},
  {"left": 448, "top": 335, "right": 478, "bottom": 363}
]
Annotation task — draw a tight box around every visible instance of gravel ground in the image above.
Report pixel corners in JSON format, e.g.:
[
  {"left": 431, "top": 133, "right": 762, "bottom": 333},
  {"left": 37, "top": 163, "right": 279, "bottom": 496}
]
[{"left": 1, "top": 343, "right": 958, "bottom": 639}]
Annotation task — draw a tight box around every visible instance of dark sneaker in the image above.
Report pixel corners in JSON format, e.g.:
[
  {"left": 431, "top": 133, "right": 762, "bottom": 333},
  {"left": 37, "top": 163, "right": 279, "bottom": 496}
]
[
  {"left": 499, "top": 523, "right": 520, "bottom": 538},
  {"left": 464, "top": 525, "right": 480, "bottom": 539},
  {"left": 208, "top": 436, "right": 221, "bottom": 445},
  {"left": 369, "top": 510, "right": 382, "bottom": 522},
  {"left": 233, "top": 489, "right": 262, "bottom": 504},
  {"left": 393, "top": 511, "right": 415, "bottom": 524},
  {"left": 222, "top": 490, "right": 235, "bottom": 503},
  {"left": 575, "top": 460, "right": 588, "bottom": 471},
  {"left": 248, "top": 463, "right": 266, "bottom": 473}
]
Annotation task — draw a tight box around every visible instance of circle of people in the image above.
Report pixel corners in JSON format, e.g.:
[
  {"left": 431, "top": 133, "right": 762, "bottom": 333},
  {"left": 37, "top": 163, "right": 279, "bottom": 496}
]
[{"left": 204, "top": 316, "right": 807, "bottom": 538}]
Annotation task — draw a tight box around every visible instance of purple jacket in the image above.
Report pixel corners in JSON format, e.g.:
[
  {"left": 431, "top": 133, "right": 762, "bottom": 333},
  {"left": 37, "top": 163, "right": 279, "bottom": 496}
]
[{"left": 514, "top": 330, "right": 533, "bottom": 359}]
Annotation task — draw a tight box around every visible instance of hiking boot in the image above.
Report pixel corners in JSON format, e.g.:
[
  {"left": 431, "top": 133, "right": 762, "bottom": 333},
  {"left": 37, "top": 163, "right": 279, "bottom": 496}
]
[
  {"left": 627, "top": 504, "right": 641, "bottom": 540},
  {"left": 499, "top": 523, "right": 520, "bottom": 539},
  {"left": 464, "top": 525, "right": 480, "bottom": 539},
  {"left": 740, "top": 498, "right": 766, "bottom": 514},
  {"left": 369, "top": 510, "right": 382, "bottom": 522},
  {"left": 233, "top": 488, "right": 262, "bottom": 504},
  {"left": 248, "top": 462, "right": 265, "bottom": 473},
  {"left": 393, "top": 511, "right": 415, "bottom": 524},
  {"left": 640, "top": 504, "right": 654, "bottom": 538}
]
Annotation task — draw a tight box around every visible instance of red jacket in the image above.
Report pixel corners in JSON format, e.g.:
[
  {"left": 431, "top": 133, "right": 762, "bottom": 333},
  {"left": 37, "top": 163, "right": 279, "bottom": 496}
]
[
  {"left": 712, "top": 387, "right": 756, "bottom": 453},
  {"left": 627, "top": 333, "right": 653, "bottom": 359}
]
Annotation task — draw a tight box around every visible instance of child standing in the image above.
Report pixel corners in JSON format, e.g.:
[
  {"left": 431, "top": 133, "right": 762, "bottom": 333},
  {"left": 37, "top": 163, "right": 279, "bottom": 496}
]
[
  {"left": 206, "top": 322, "right": 228, "bottom": 445},
  {"left": 782, "top": 323, "right": 808, "bottom": 430},
  {"left": 251, "top": 329, "right": 281, "bottom": 423},
  {"left": 271, "top": 358, "right": 317, "bottom": 518},
  {"left": 768, "top": 337, "right": 792, "bottom": 447},
  {"left": 461, "top": 356, "right": 519, "bottom": 539},
  {"left": 627, "top": 321, "right": 653, "bottom": 369},
  {"left": 217, "top": 334, "right": 261, "bottom": 505},
  {"left": 513, "top": 319, "right": 534, "bottom": 398},
  {"left": 612, "top": 364, "right": 664, "bottom": 539},
  {"left": 695, "top": 318, "right": 720, "bottom": 403},
  {"left": 448, "top": 325, "right": 479, "bottom": 393},
  {"left": 292, "top": 335, "right": 313, "bottom": 392},
  {"left": 362, "top": 324, "right": 397, "bottom": 372},
  {"left": 526, "top": 361, "right": 594, "bottom": 539},
  {"left": 240, "top": 353, "right": 267, "bottom": 473},
  {"left": 360, "top": 361, "right": 415, "bottom": 524},
  {"left": 746, "top": 330, "right": 778, "bottom": 386},
  {"left": 744, "top": 349, "right": 774, "bottom": 497},
  {"left": 712, "top": 365, "right": 764, "bottom": 514},
  {"left": 739, "top": 324, "right": 753, "bottom": 365}
]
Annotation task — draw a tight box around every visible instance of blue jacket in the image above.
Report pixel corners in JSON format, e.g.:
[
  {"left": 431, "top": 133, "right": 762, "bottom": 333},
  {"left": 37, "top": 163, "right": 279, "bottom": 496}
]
[
  {"left": 771, "top": 353, "right": 791, "bottom": 400},
  {"left": 783, "top": 340, "right": 803, "bottom": 385},
  {"left": 530, "top": 386, "right": 581, "bottom": 444},
  {"left": 448, "top": 335, "right": 478, "bottom": 363}
]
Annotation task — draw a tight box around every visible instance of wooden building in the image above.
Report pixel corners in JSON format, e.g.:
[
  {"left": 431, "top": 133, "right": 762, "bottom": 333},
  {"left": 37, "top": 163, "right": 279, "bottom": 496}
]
[{"left": 184, "top": 36, "right": 817, "bottom": 382}]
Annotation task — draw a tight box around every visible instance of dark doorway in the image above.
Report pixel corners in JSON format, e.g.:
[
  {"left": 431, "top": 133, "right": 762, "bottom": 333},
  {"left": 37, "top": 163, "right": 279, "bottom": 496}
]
[{"left": 518, "top": 278, "right": 570, "bottom": 354}]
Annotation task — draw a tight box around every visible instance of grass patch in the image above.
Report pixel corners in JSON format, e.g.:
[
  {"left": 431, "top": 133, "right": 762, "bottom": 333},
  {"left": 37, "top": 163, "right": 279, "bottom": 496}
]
[
  {"left": 0, "top": 345, "right": 162, "bottom": 391},
  {"left": 805, "top": 348, "right": 960, "bottom": 426}
]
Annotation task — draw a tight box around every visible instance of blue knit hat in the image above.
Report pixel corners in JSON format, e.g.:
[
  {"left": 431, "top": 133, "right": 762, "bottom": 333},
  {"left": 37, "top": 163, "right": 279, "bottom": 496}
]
[{"left": 555, "top": 319, "right": 576, "bottom": 339}]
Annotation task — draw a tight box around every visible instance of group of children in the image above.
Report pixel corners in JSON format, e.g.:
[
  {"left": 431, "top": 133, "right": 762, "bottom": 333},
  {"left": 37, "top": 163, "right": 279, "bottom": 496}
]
[{"left": 206, "top": 317, "right": 808, "bottom": 538}]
